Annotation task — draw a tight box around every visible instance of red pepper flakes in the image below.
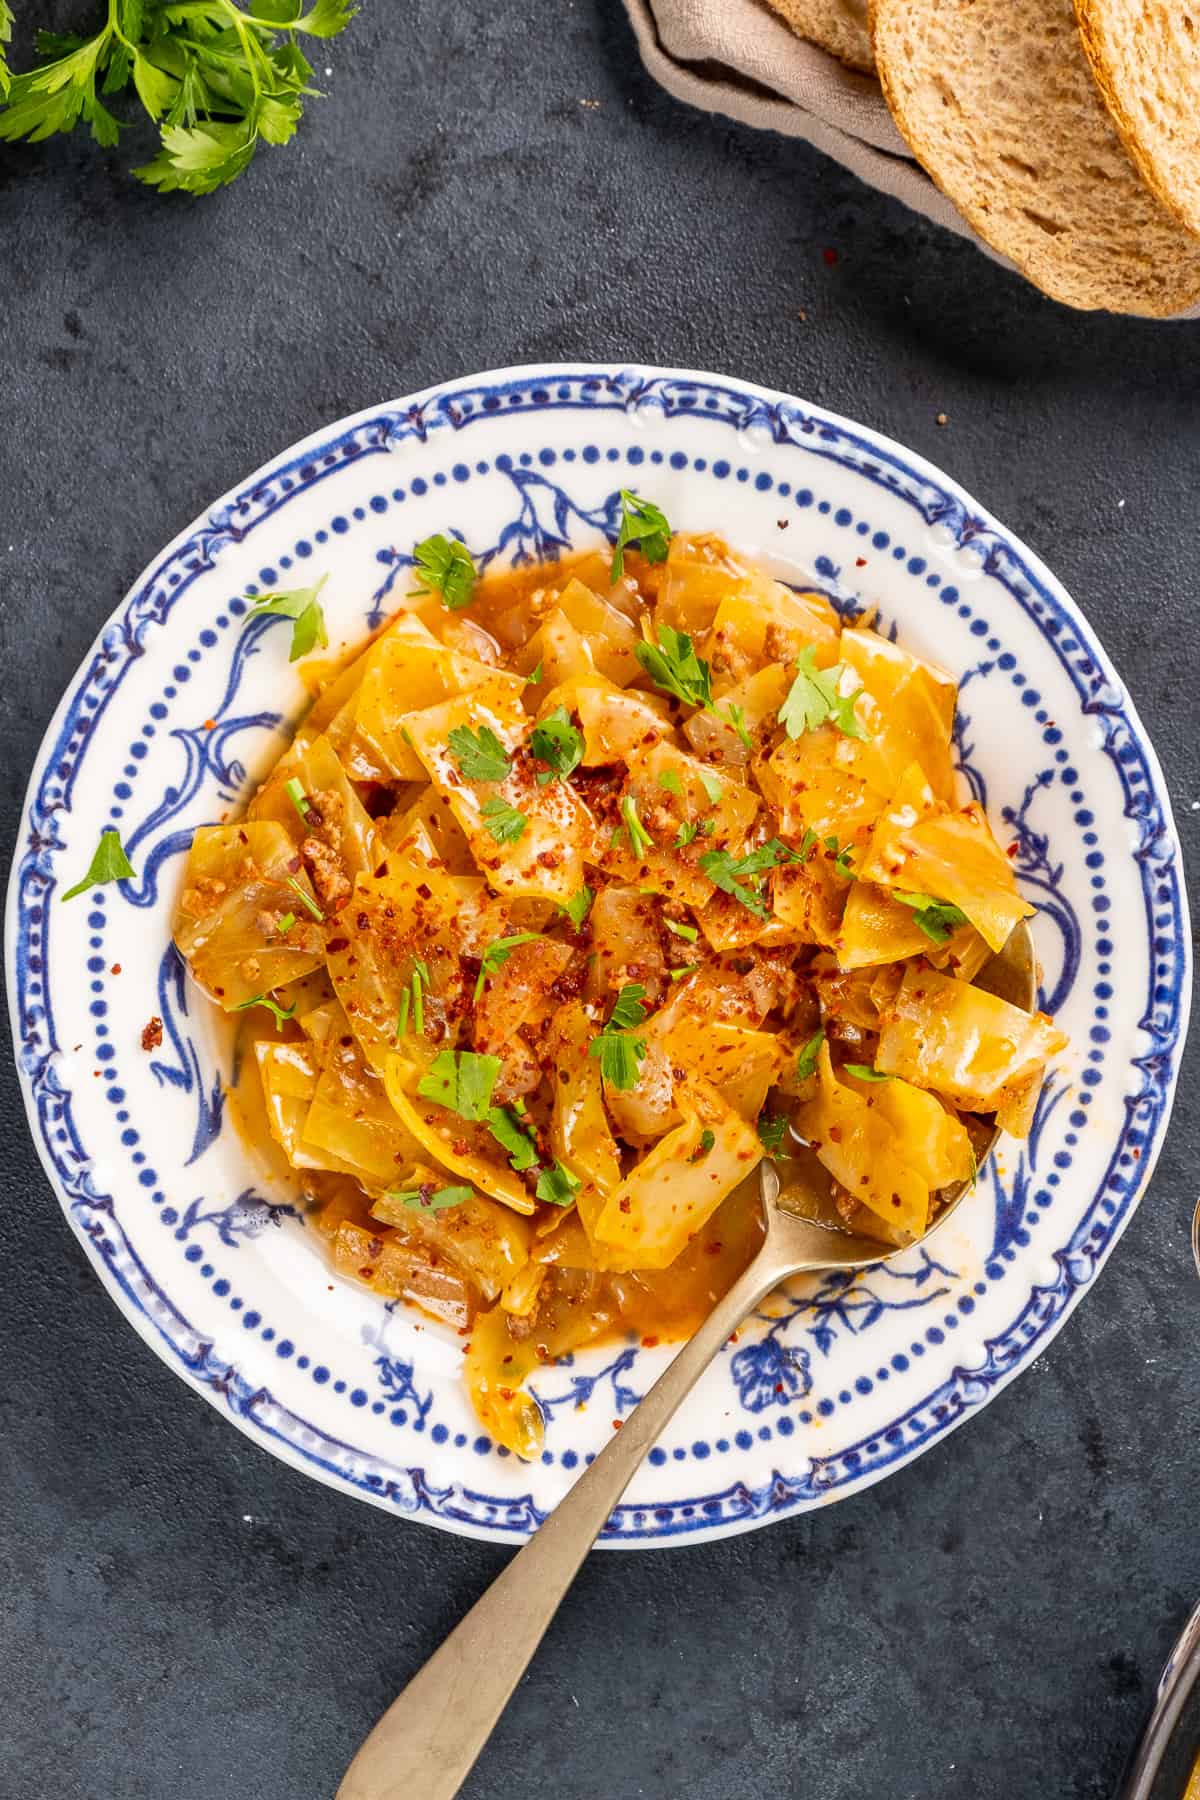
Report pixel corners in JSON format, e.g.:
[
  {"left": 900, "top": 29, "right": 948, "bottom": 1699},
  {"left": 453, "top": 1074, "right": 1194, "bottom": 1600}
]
[
  {"left": 110, "top": 963, "right": 122, "bottom": 975},
  {"left": 855, "top": 557, "right": 868, "bottom": 568},
  {"left": 822, "top": 247, "right": 838, "bottom": 267},
  {"left": 203, "top": 718, "right": 217, "bottom": 731},
  {"left": 611, "top": 1419, "right": 623, "bottom": 1431}
]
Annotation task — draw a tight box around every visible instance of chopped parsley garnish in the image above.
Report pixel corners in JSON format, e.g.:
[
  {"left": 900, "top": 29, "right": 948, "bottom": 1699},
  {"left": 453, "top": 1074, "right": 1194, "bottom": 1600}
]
[
  {"left": 657, "top": 769, "right": 683, "bottom": 797},
  {"left": 799, "top": 827, "right": 819, "bottom": 862},
  {"left": 530, "top": 707, "right": 584, "bottom": 785},
  {"left": 474, "top": 932, "right": 543, "bottom": 1001},
  {"left": 698, "top": 769, "right": 723, "bottom": 804},
  {"left": 447, "top": 723, "right": 512, "bottom": 784},
  {"left": 250, "top": 576, "right": 329, "bottom": 661},
  {"left": 723, "top": 703, "right": 753, "bottom": 751},
  {"left": 487, "top": 1105, "right": 540, "bottom": 1172},
  {"left": 233, "top": 993, "right": 296, "bottom": 1031},
  {"left": 536, "top": 1160, "right": 581, "bottom": 1207},
  {"left": 691, "top": 1128, "right": 716, "bottom": 1161},
  {"left": 588, "top": 983, "right": 649, "bottom": 1090},
  {"left": 757, "top": 1114, "right": 787, "bottom": 1154},
  {"left": 285, "top": 875, "right": 324, "bottom": 921},
  {"left": 417, "top": 1049, "right": 502, "bottom": 1120},
  {"left": 526, "top": 660, "right": 543, "bottom": 686},
  {"left": 480, "top": 798, "right": 527, "bottom": 845},
  {"left": 674, "top": 819, "right": 715, "bottom": 849},
  {"left": 795, "top": 1029, "right": 824, "bottom": 1081},
  {"left": 663, "top": 918, "right": 698, "bottom": 943},
  {"left": 668, "top": 964, "right": 699, "bottom": 982},
  {"left": 778, "top": 646, "right": 867, "bottom": 741},
  {"left": 61, "top": 829, "right": 136, "bottom": 902},
  {"left": 275, "top": 912, "right": 296, "bottom": 937},
  {"left": 698, "top": 838, "right": 797, "bottom": 917},
  {"left": 611, "top": 490, "right": 672, "bottom": 580},
  {"left": 824, "top": 836, "right": 857, "bottom": 880},
  {"left": 411, "top": 534, "right": 477, "bottom": 610},
  {"left": 892, "top": 889, "right": 969, "bottom": 945},
  {"left": 392, "top": 1183, "right": 474, "bottom": 1213},
  {"left": 635, "top": 624, "right": 713, "bottom": 710},
  {"left": 285, "top": 777, "right": 311, "bottom": 825},
  {"left": 620, "top": 794, "right": 653, "bottom": 859},
  {"left": 395, "top": 961, "right": 429, "bottom": 1040},
  {"left": 844, "top": 1063, "right": 891, "bottom": 1083},
  {"left": 561, "top": 885, "right": 594, "bottom": 929}
]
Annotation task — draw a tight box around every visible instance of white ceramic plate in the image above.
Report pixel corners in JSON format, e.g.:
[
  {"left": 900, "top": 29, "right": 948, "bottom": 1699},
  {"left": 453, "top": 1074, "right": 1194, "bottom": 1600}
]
[{"left": 8, "top": 364, "right": 1190, "bottom": 1545}]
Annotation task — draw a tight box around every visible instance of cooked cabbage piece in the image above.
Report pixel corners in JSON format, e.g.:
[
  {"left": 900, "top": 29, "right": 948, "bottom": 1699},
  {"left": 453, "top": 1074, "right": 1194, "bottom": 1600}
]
[
  {"left": 876, "top": 967, "right": 1068, "bottom": 1125},
  {"left": 174, "top": 820, "right": 325, "bottom": 1007}
]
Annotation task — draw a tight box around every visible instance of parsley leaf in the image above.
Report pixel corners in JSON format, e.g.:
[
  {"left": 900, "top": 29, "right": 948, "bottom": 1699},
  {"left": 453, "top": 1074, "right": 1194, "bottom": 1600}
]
[
  {"left": 391, "top": 1183, "right": 474, "bottom": 1213},
  {"left": 657, "top": 769, "right": 683, "bottom": 797},
  {"left": 536, "top": 1160, "right": 581, "bottom": 1207},
  {"left": 447, "top": 724, "right": 512, "bottom": 784},
  {"left": 698, "top": 769, "right": 723, "bottom": 804},
  {"left": 561, "top": 885, "right": 594, "bottom": 929},
  {"left": 0, "top": 3, "right": 358, "bottom": 192},
  {"left": 620, "top": 794, "right": 653, "bottom": 859},
  {"left": 474, "top": 932, "right": 542, "bottom": 1001},
  {"left": 611, "top": 490, "right": 672, "bottom": 580},
  {"left": 795, "top": 1029, "right": 824, "bottom": 1081},
  {"left": 699, "top": 839, "right": 796, "bottom": 916},
  {"left": 757, "top": 1114, "right": 787, "bottom": 1154},
  {"left": 635, "top": 625, "right": 713, "bottom": 710},
  {"left": 251, "top": 577, "right": 329, "bottom": 661},
  {"left": 526, "top": 660, "right": 543, "bottom": 686},
  {"left": 411, "top": 534, "right": 477, "bottom": 610},
  {"left": 417, "top": 1049, "right": 501, "bottom": 1121},
  {"left": 481, "top": 799, "right": 527, "bottom": 845},
  {"left": 778, "top": 646, "right": 867, "bottom": 741},
  {"left": 588, "top": 983, "right": 649, "bottom": 1091},
  {"left": 233, "top": 993, "right": 297, "bottom": 1031},
  {"left": 663, "top": 918, "right": 698, "bottom": 943},
  {"left": 892, "top": 889, "right": 969, "bottom": 946},
  {"left": 61, "top": 828, "right": 136, "bottom": 902},
  {"left": 690, "top": 1127, "right": 716, "bottom": 1161},
  {"left": 844, "top": 1063, "right": 892, "bottom": 1082},
  {"left": 824, "top": 836, "right": 857, "bottom": 881},
  {"left": 487, "top": 1105, "right": 540, "bottom": 1172},
  {"left": 723, "top": 702, "right": 753, "bottom": 751},
  {"left": 530, "top": 706, "right": 583, "bottom": 785}
]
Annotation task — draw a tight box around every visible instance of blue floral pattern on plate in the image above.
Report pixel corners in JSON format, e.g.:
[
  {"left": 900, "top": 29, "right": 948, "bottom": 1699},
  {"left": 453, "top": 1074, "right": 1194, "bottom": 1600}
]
[{"left": 7, "top": 364, "right": 1190, "bottom": 1545}]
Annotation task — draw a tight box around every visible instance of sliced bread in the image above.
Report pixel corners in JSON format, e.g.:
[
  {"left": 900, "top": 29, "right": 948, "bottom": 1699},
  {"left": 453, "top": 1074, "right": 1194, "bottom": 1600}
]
[
  {"left": 766, "top": 0, "right": 874, "bottom": 74},
  {"left": 871, "top": 0, "right": 1200, "bottom": 315},
  {"left": 1075, "top": 0, "right": 1200, "bottom": 237}
]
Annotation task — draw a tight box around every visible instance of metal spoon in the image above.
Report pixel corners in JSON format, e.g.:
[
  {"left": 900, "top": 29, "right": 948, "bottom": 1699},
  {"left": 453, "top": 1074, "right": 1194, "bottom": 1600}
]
[{"left": 337, "top": 921, "right": 1036, "bottom": 1800}]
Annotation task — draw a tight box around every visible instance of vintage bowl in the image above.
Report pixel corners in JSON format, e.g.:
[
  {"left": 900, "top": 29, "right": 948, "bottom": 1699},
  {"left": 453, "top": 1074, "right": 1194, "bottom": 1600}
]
[{"left": 7, "top": 364, "right": 1190, "bottom": 1544}]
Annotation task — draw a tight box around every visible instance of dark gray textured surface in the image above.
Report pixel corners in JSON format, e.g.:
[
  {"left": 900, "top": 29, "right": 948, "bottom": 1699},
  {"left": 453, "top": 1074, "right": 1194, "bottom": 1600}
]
[{"left": 2, "top": 3, "right": 1199, "bottom": 1797}]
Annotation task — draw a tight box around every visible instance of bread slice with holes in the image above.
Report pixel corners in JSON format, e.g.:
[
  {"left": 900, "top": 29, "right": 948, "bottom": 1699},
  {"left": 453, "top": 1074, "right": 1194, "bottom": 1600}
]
[
  {"left": 766, "top": 0, "right": 874, "bottom": 73},
  {"left": 871, "top": 0, "right": 1200, "bottom": 315},
  {"left": 1075, "top": 0, "right": 1200, "bottom": 237}
]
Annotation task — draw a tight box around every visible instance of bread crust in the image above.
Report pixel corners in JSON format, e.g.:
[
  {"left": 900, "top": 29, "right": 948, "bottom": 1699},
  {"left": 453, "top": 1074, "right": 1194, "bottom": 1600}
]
[
  {"left": 766, "top": 0, "right": 875, "bottom": 74},
  {"left": 1074, "top": 0, "right": 1200, "bottom": 238},
  {"left": 870, "top": 0, "right": 1200, "bottom": 315}
]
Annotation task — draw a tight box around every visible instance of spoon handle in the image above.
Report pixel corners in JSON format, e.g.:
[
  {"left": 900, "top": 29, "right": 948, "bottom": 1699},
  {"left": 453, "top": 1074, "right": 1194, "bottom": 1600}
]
[{"left": 335, "top": 1238, "right": 793, "bottom": 1800}]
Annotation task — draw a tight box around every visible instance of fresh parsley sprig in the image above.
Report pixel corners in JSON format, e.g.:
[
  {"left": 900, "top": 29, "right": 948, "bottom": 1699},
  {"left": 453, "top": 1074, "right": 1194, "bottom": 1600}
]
[
  {"left": 530, "top": 707, "right": 583, "bottom": 785},
  {"left": 698, "top": 838, "right": 798, "bottom": 918},
  {"left": 561, "top": 885, "right": 594, "bottom": 929},
  {"left": 473, "top": 932, "right": 543, "bottom": 1001},
  {"left": 892, "top": 889, "right": 968, "bottom": 946},
  {"left": 250, "top": 577, "right": 329, "bottom": 662},
  {"left": 778, "top": 646, "right": 867, "bottom": 741},
  {"left": 391, "top": 1183, "right": 474, "bottom": 1213},
  {"left": 417, "top": 1049, "right": 502, "bottom": 1120},
  {"left": 635, "top": 624, "right": 713, "bottom": 710},
  {"left": 61, "top": 828, "right": 136, "bottom": 902},
  {"left": 234, "top": 993, "right": 296, "bottom": 1031},
  {"left": 795, "top": 1029, "right": 824, "bottom": 1081},
  {"left": 536, "top": 1160, "right": 581, "bottom": 1207},
  {"left": 588, "top": 983, "right": 649, "bottom": 1091},
  {"left": 0, "top": 1, "right": 359, "bottom": 193},
  {"left": 611, "top": 490, "right": 672, "bottom": 580},
  {"left": 481, "top": 799, "right": 527, "bottom": 845},
  {"left": 447, "top": 724, "right": 512, "bottom": 784},
  {"left": 411, "top": 534, "right": 477, "bottom": 611}
]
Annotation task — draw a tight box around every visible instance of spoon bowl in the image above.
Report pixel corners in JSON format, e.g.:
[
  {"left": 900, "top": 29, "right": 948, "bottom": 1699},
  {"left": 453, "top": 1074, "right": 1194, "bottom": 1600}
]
[{"left": 337, "top": 919, "right": 1039, "bottom": 1800}]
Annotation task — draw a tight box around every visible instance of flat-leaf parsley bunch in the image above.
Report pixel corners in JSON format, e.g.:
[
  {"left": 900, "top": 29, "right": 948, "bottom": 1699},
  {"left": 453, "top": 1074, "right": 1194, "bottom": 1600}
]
[{"left": 0, "top": 0, "right": 356, "bottom": 193}]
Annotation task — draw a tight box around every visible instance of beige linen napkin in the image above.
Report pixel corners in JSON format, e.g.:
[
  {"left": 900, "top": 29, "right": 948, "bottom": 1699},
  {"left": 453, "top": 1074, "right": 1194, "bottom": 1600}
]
[{"left": 621, "top": 0, "right": 998, "bottom": 257}]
